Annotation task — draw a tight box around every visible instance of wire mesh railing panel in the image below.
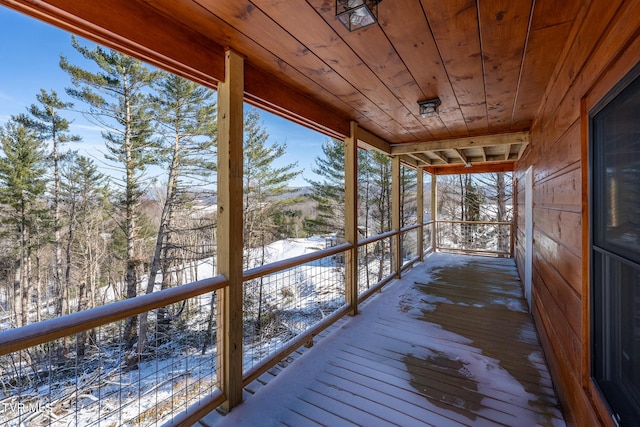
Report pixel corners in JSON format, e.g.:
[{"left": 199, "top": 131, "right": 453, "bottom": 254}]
[
  {"left": 401, "top": 228, "right": 419, "bottom": 268},
  {"left": 242, "top": 251, "right": 346, "bottom": 373},
  {"left": 423, "top": 222, "right": 433, "bottom": 255},
  {"left": 0, "top": 293, "right": 219, "bottom": 426},
  {"left": 357, "top": 236, "right": 393, "bottom": 296},
  {"left": 436, "top": 221, "right": 512, "bottom": 255}
]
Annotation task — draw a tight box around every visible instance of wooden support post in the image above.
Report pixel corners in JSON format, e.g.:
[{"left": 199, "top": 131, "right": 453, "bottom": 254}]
[
  {"left": 510, "top": 176, "right": 516, "bottom": 258},
  {"left": 431, "top": 173, "right": 438, "bottom": 251},
  {"left": 392, "top": 155, "right": 401, "bottom": 277},
  {"left": 417, "top": 168, "right": 424, "bottom": 260},
  {"left": 345, "top": 122, "right": 359, "bottom": 315},
  {"left": 216, "top": 49, "right": 244, "bottom": 412}
]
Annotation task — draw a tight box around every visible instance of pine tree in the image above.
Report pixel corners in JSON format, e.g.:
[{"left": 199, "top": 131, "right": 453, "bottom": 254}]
[
  {"left": 243, "top": 108, "right": 299, "bottom": 338},
  {"left": 18, "top": 89, "right": 80, "bottom": 318},
  {"left": 243, "top": 108, "right": 300, "bottom": 264},
  {"left": 137, "top": 72, "right": 217, "bottom": 353},
  {"left": 0, "top": 118, "right": 49, "bottom": 327},
  {"left": 306, "top": 138, "right": 345, "bottom": 236},
  {"left": 60, "top": 36, "right": 158, "bottom": 346},
  {"left": 60, "top": 153, "right": 110, "bottom": 356},
  {"left": 368, "top": 151, "right": 392, "bottom": 235},
  {"left": 362, "top": 150, "right": 393, "bottom": 282},
  {"left": 400, "top": 165, "right": 418, "bottom": 228}
]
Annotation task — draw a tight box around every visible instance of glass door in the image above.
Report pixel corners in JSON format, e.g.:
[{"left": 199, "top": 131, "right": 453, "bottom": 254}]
[{"left": 591, "top": 64, "right": 640, "bottom": 426}]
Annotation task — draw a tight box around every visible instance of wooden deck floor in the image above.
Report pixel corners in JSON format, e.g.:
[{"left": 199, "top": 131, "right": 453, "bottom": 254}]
[{"left": 200, "top": 253, "right": 565, "bottom": 426}]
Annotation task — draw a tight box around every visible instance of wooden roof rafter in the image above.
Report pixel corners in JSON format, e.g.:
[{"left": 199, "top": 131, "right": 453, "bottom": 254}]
[
  {"left": 430, "top": 150, "right": 450, "bottom": 164},
  {"left": 389, "top": 131, "right": 529, "bottom": 155}
]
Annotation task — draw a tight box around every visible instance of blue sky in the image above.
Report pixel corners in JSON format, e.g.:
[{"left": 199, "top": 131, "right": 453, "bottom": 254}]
[{"left": 0, "top": 7, "right": 328, "bottom": 187}]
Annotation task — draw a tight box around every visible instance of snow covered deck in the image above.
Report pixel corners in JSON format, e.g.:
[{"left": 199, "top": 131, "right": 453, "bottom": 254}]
[{"left": 199, "top": 253, "right": 565, "bottom": 426}]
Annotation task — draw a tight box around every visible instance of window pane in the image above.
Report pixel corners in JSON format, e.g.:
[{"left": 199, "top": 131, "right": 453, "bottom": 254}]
[
  {"left": 592, "top": 252, "right": 640, "bottom": 424},
  {"left": 592, "top": 75, "right": 640, "bottom": 264},
  {"left": 592, "top": 67, "right": 640, "bottom": 425}
]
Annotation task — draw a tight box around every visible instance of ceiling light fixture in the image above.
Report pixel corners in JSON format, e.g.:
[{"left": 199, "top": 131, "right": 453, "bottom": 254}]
[
  {"left": 336, "top": 0, "right": 382, "bottom": 32},
  {"left": 418, "top": 98, "right": 441, "bottom": 118}
]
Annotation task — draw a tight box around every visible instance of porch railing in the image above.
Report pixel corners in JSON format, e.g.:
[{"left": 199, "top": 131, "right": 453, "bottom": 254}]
[
  {"left": 0, "top": 218, "right": 514, "bottom": 426},
  {"left": 0, "top": 224, "right": 436, "bottom": 426},
  {"left": 0, "top": 275, "right": 228, "bottom": 426},
  {"left": 435, "top": 220, "right": 513, "bottom": 257}
]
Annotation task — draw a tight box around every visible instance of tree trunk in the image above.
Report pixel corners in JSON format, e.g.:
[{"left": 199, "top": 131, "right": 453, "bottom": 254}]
[
  {"left": 122, "top": 96, "right": 139, "bottom": 349},
  {"left": 13, "top": 260, "right": 22, "bottom": 328},
  {"left": 53, "top": 138, "right": 67, "bottom": 318}
]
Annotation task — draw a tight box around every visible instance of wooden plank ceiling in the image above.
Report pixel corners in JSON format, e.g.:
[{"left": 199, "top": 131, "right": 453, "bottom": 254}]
[{"left": 1, "top": 0, "right": 582, "bottom": 170}]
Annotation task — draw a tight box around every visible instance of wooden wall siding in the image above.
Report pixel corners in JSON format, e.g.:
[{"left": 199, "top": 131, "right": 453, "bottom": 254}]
[{"left": 514, "top": 1, "right": 640, "bottom": 425}]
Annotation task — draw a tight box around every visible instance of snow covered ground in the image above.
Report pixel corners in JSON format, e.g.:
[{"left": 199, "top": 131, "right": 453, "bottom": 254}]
[{"left": 0, "top": 236, "right": 350, "bottom": 427}]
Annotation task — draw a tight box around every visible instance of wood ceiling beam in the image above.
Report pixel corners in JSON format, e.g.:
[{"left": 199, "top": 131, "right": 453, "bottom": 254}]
[
  {"left": 430, "top": 151, "right": 450, "bottom": 164},
  {"left": 1, "top": 0, "right": 226, "bottom": 88},
  {"left": 504, "top": 144, "right": 512, "bottom": 160},
  {"left": 517, "top": 142, "right": 530, "bottom": 159},
  {"left": 389, "top": 131, "right": 530, "bottom": 155},
  {"left": 481, "top": 147, "right": 487, "bottom": 162},
  {"left": 400, "top": 155, "right": 420, "bottom": 169},
  {"left": 433, "top": 161, "right": 515, "bottom": 175},
  {"left": 454, "top": 149, "right": 468, "bottom": 164},
  {"left": 356, "top": 126, "right": 391, "bottom": 154},
  {"left": 409, "top": 153, "right": 432, "bottom": 165}
]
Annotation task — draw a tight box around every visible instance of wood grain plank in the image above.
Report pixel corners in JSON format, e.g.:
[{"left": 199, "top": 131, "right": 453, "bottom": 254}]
[
  {"left": 422, "top": 0, "right": 488, "bottom": 134},
  {"left": 534, "top": 229, "right": 582, "bottom": 295},
  {"left": 530, "top": 269, "right": 581, "bottom": 379},
  {"left": 192, "top": 0, "right": 400, "bottom": 140},
  {"left": 533, "top": 245, "right": 582, "bottom": 338},
  {"left": 511, "top": 0, "right": 582, "bottom": 129},
  {"left": 3, "top": 0, "right": 226, "bottom": 86},
  {"left": 533, "top": 207, "right": 582, "bottom": 257},
  {"left": 316, "top": 372, "right": 438, "bottom": 426},
  {"left": 531, "top": 121, "right": 581, "bottom": 184},
  {"left": 535, "top": 0, "right": 629, "bottom": 148},
  {"left": 511, "top": 21, "right": 574, "bottom": 130},
  {"left": 377, "top": 0, "right": 468, "bottom": 137},
  {"left": 531, "top": 287, "right": 604, "bottom": 427},
  {"left": 478, "top": 0, "right": 532, "bottom": 132},
  {"left": 249, "top": 0, "right": 425, "bottom": 142},
  {"left": 306, "top": 0, "right": 450, "bottom": 140},
  {"left": 211, "top": 254, "right": 563, "bottom": 427}
]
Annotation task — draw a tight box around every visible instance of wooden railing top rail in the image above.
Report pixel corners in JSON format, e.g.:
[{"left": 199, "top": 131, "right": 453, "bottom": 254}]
[
  {"left": 400, "top": 223, "right": 422, "bottom": 233},
  {"left": 436, "top": 220, "right": 513, "bottom": 226},
  {"left": 357, "top": 229, "right": 397, "bottom": 247},
  {"left": 242, "top": 242, "right": 353, "bottom": 282},
  {"left": 0, "top": 274, "right": 228, "bottom": 357}
]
